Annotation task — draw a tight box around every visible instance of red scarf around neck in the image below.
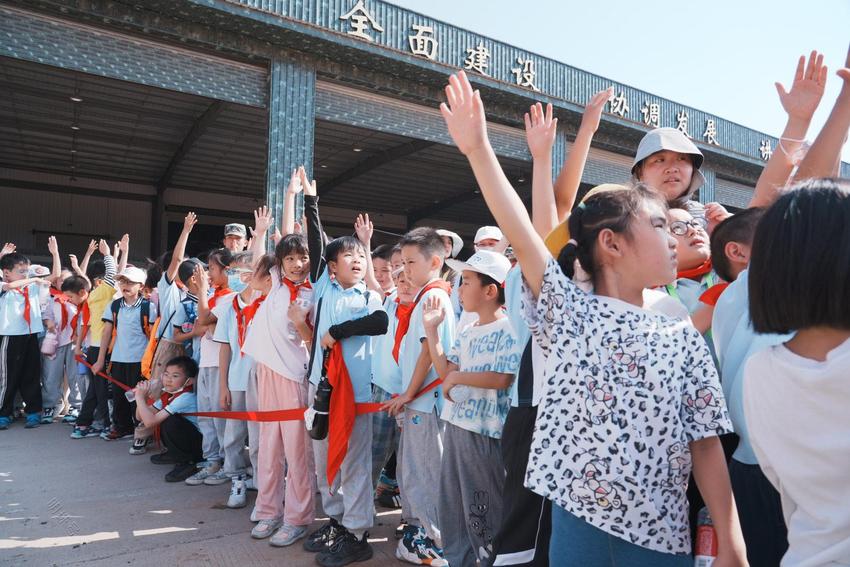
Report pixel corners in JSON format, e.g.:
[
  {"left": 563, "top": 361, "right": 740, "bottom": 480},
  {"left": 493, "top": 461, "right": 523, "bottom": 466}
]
[
  {"left": 677, "top": 258, "right": 713, "bottom": 281},
  {"left": 70, "top": 302, "right": 91, "bottom": 340},
  {"left": 49, "top": 288, "right": 71, "bottom": 331},
  {"left": 282, "top": 277, "right": 312, "bottom": 305},
  {"left": 13, "top": 287, "right": 31, "bottom": 332},
  {"left": 208, "top": 286, "right": 232, "bottom": 309},
  {"left": 235, "top": 294, "right": 266, "bottom": 351},
  {"left": 392, "top": 279, "right": 452, "bottom": 363}
]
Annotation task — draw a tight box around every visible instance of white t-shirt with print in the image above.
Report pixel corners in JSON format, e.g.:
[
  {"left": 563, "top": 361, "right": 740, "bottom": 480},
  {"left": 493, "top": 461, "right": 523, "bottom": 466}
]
[
  {"left": 521, "top": 257, "right": 732, "bottom": 555},
  {"left": 744, "top": 338, "right": 850, "bottom": 567},
  {"left": 440, "top": 317, "right": 522, "bottom": 438}
]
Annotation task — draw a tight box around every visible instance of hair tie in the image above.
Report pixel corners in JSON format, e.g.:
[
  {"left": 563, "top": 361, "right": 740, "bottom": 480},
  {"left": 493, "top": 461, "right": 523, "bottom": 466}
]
[{"left": 566, "top": 238, "right": 578, "bottom": 248}]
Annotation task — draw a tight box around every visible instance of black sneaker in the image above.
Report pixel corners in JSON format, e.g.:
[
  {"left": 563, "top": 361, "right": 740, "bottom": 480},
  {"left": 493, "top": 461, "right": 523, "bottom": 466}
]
[
  {"left": 316, "top": 530, "right": 373, "bottom": 567},
  {"left": 304, "top": 519, "right": 341, "bottom": 553},
  {"left": 150, "top": 451, "right": 180, "bottom": 465},
  {"left": 165, "top": 463, "right": 197, "bottom": 483}
]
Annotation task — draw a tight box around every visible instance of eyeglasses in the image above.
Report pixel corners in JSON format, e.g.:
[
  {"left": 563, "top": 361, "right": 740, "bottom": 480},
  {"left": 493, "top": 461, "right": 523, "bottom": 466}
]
[{"left": 669, "top": 217, "right": 707, "bottom": 236}]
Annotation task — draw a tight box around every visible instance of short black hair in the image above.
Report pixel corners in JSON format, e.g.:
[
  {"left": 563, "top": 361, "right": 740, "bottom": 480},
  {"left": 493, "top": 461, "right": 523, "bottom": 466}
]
[
  {"left": 324, "top": 236, "right": 366, "bottom": 265},
  {"left": 254, "top": 254, "right": 277, "bottom": 278},
  {"left": 86, "top": 259, "right": 106, "bottom": 282},
  {"left": 177, "top": 259, "right": 205, "bottom": 285},
  {"left": 207, "top": 248, "right": 233, "bottom": 270},
  {"left": 0, "top": 252, "right": 30, "bottom": 271},
  {"left": 465, "top": 271, "right": 506, "bottom": 305},
  {"left": 61, "top": 275, "right": 91, "bottom": 294},
  {"left": 710, "top": 208, "right": 765, "bottom": 282},
  {"left": 399, "top": 227, "right": 445, "bottom": 262},
  {"left": 275, "top": 234, "right": 309, "bottom": 263},
  {"left": 164, "top": 355, "right": 199, "bottom": 379},
  {"left": 371, "top": 243, "right": 395, "bottom": 262},
  {"left": 749, "top": 178, "right": 850, "bottom": 334}
]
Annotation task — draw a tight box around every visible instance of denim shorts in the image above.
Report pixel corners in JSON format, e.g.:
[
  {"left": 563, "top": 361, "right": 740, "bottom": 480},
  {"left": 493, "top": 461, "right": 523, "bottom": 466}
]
[{"left": 549, "top": 505, "right": 692, "bottom": 567}]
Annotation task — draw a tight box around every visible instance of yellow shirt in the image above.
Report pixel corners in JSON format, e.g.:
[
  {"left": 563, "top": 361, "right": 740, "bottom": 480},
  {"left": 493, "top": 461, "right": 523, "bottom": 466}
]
[{"left": 87, "top": 282, "right": 116, "bottom": 344}]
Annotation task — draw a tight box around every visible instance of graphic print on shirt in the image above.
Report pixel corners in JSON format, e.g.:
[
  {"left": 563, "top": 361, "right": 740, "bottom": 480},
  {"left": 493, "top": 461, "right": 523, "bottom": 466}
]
[
  {"left": 568, "top": 454, "right": 624, "bottom": 512},
  {"left": 583, "top": 374, "right": 616, "bottom": 426},
  {"left": 682, "top": 386, "right": 724, "bottom": 429}
]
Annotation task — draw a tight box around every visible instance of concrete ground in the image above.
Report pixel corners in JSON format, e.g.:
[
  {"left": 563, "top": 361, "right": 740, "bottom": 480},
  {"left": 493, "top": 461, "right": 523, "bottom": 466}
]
[{"left": 0, "top": 420, "right": 402, "bottom": 566}]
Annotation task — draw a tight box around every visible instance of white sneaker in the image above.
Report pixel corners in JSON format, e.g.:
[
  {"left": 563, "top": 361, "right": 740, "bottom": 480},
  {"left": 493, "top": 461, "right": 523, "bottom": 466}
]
[
  {"left": 245, "top": 476, "right": 257, "bottom": 491},
  {"left": 185, "top": 461, "right": 222, "bottom": 486},
  {"left": 227, "top": 476, "right": 247, "bottom": 509},
  {"left": 203, "top": 469, "right": 232, "bottom": 486},
  {"left": 269, "top": 523, "right": 307, "bottom": 547},
  {"left": 251, "top": 518, "right": 282, "bottom": 539}
]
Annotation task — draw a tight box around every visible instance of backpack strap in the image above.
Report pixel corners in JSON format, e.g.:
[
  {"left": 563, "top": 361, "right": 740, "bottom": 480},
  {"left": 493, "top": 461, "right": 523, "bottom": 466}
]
[
  {"left": 110, "top": 298, "right": 122, "bottom": 331},
  {"left": 140, "top": 299, "right": 152, "bottom": 338}
]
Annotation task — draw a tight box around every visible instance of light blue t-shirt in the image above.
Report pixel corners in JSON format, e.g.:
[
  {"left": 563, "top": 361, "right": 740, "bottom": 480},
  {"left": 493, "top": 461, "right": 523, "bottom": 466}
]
[
  {"left": 398, "top": 282, "right": 456, "bottom": 413},
  {"left": 156, "top": 274, "right": 183, "bottom": 341},
  {"left": 441, "top": 317, "right": 521, "bottom": 438},
  {"left": 665, "top": 271, "right": 719, "bottom": 361},
  {"left": 0, "top": 283, "right": 44, "bottom": 336},
  {"left": 712, "top": 269, "right": 790, "bottom": 465},
  {"left": 307, "top": 269, "right": 384, "bottom": 404},
  {"left": 101, "top": 297, "right": 157, "bottom": 363},
  {"left": 153, "top": 390, "right": 199, "bottom": 429},
  {"left": 371, "top": 298, "right": 402, "bottom": 395},
  {"left": 212, "top": 293, "right": 255, "bottom": 392},
  {"left": 504, "top": 266, "right": 531, "bottom": 407}
]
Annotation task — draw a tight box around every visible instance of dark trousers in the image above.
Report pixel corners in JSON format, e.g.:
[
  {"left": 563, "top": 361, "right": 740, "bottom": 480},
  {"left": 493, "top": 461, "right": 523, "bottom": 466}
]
[
  {"left": 76, "top": 346, "right": 110, "bottom": 428},
  {"left": 492, "top": 406, "right": 551, "bottom": 567},
  {"left": 730, "top": 459, "right": 788, "bottom": 567},
  {"left": 0, "top": 334, "right": 42, "bottom": 417},
  {"left": 161, "top": 414, "right": 203, "bottom": 464},
  {"left": 109, "top": 361, "right": 141, "bottom": 433}
]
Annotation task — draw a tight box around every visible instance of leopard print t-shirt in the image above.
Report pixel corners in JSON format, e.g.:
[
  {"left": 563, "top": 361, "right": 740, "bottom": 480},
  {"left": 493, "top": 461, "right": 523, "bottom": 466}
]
[{"left": 521, "top": 257, "right": 732, "bottom": 554}]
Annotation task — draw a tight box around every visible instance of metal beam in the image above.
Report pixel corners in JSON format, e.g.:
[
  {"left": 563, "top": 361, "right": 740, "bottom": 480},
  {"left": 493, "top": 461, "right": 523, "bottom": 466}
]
[
  {"left": 320, "top": 139, "right": 435, "bottom": 198},
  {"left": 0, "top": 178, "right": 154, "bottom": 202},
  {"left": 156, "top": 101, "right": 226, "bottom": 191}
]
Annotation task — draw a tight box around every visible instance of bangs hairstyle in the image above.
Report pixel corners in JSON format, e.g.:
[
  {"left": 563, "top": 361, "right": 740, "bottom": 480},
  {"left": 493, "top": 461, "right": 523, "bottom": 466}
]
[
  {"left": 558, "top": 183, "right": 666, "bottom": 280},
  {"left": 87, "top": 259, "right": 106, "bottom": 282},
  {"left": 165, "top": 355, "right": 199, "bottom": 379},
  {"left": 709, "top": 207, "right": 765, "bottom": 282},
  {"left": 464, "top": 271, "right": 506, "bottom": 305},
  {"left": 371, "top": 243, "right": 395, "bottom": 262},
  {"left": 0, "top": 252, "right": 30, "bottom": 271},
  {"left": 254, "top": 254, "right": 277, "bottom": 278},
  {"left": 749, "top": 178, "right": 850, "bottom": 334},
  {"left": 324, "top": 236, "right": 366, "bottom": 264},
  {"left": 207, "top": 248, "right": 233, "bottom": 270},
  {"left": 633, "top": 154, "right": 701, "bottom": 207},
  {"left": 399, "top": 227, "right": 445, "bottom": 261},
  {"left": 275, "top": 234, "right": 309, "bottom": 263},
  {"left": 61, "top": 275, "right": 91, "bottom": 294}
]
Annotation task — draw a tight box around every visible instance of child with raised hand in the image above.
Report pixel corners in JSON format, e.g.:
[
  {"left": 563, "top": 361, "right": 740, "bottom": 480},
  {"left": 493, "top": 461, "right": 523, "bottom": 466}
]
[
  {"left": 133, "top": 355, "right": 202, "bottom": 483},
  {"left": 0, "top": 251, "right": 53, "bottom": 430},
  {"left": 423, "top": 249, "right": 521, "bottom": 567},
  {"left": 299, "top": 168, "right": 389, "bottom": 566},
  {"left": 70, "top": 240, "right": 118, "bottom": 438},
  {"left": 744, "top": 178, "right": 850, "bottom": 566},
  {"left": 440, "top": 70, "right": 746, "bottom": 566},
  {"left": 91, "top": 266, "right": 156, "bottom": 441}
]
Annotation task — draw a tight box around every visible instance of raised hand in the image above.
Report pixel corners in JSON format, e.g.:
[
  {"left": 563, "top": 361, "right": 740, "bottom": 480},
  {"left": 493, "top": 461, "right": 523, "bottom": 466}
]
[
  {"left": 775, "top": 51, "right": 827, "bottom": 123},
  {"left": 838, "top": 43, "right": 850, "bottom": 89},
  {"left": 440, "top": 71, "right": 489, "bottom": 157},
  {"left": 271, "top": 228, "right": 283, "bottom": 247},
  {"left": 524, "top": 102, "right": 558, "bottom": 160},
  {"left": 0, "top": 242, "right": 15, "bottom": 257},
  {"left": 704, "top": 202, "right": 732, "bottom": 235},
  {"left": 98, "top": 238, "right": 110, "bottom": 256},
  {"left": 298, "top": 166, "right": 317, "bottom": 197},
  {"left": 69, "top": 254, "right": 81, "bottom": 273},
  {"left": 86, "top": 239, "right": 97, "bottom": 256},
  {"left": 118, "top": 233, "right": 130, "bottom": 254},
  {"left": 422, "top": 295, "right": 445, "bottom": 330},
  {"left": 253, "top": 206, "right": 273, "bottom": 235},
  {"left": 286, "top": 168, "right": 303, "bottom": 195},
  {"left": 182, "top": 212, "right": 198, "bottom": 234},
  {"left": 354, "top": 213, "right": 373, "bottom": 244},
  {"left": 194, "top": 264, "right": 209, "bottom": 295},
  {"left": 582, "top": 86, "right": 614, "bottom": 133},
  {"left": 112, "top": 242, "right": 120, "bottom": 258},
  {"left": 47, "top": 235, "right": 59, "bottom": 257}
]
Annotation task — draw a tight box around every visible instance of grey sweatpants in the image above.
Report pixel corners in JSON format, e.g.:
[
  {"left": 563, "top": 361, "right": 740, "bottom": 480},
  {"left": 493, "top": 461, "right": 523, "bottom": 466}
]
[
  {"left": 41, "top": 343, "right": 75, "bottom": 411},
  {"left": 222, "top": 366, "right": 259, "bottom": 475},
  {"left": 438, "top": 422, "right": 506, "bottom": 567},
  {"left": 398, "top": 407, "right": 443, "bottom": 544},
  {"left": 313, "top": 412, "right": 375, "bottom": 534},
  {"left": 197, "top": 366, "right": 225, "bottom": 462},
  {"left": 370, "top": 385, "right": 400, "bottom": 488}
]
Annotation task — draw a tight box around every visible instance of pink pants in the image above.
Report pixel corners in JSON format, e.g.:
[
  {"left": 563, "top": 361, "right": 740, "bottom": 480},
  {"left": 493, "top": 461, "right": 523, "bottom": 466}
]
[{"left": 255, "top": 363, "right": 315, "bottom": 525}]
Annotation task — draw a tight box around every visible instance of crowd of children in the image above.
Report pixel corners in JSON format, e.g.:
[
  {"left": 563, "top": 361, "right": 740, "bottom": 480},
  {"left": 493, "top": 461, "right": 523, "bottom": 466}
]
[{"left": 1, "top": 46, "right": 849, "bottom": 567}]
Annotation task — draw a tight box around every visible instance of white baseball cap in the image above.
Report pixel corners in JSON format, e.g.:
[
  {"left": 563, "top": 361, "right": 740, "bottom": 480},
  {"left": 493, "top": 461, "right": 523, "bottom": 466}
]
[
  {"left": 445, "top": 250, "right": 511, "bottom": 285},
  {"left": 474, "top": 225, "right": 503, "bottom": 244},
  {"left": 116, "top": 266, "right": 147, "bottom": 285},
  {"left": 436, "top": 229, "right": 463, "bottom": 258},
  {"left": 29, "top": 265, "right": 50, "bottom": 277}
]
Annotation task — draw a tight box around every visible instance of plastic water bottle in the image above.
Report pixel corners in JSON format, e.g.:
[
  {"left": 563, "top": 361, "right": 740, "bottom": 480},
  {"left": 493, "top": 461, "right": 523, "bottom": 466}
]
[
  {"left": 287, "top": 288, "right": 314, "bottom": 342},
  {"left": 694, "top": 507, "right": 717, "bottom": 567}
]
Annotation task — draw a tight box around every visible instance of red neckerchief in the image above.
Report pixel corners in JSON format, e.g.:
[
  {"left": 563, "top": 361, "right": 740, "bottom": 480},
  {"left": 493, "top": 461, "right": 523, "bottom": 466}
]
[
  {"left": 281, "top": 277, "right": 312, "bottom": 305},
  {"left": 677, "top": 258, "right": 713, "bottom": 281},
  {"left": 392, "top": 279, "right": 451, "bottom": 362},
  {"left": 326, "top": 342, "right": 354, "bottom": 490},
  {"left": 235, "top": 294, "right": 266, "bottom": 352},
  {"left": 70, "top": 302, "right": 91, "bottom": 340},
  {"left": 699, "top": 283, "right": 730, "bottom": 307},
  {"left": 12, "top": 287, "right": 31, "bottom": 332},
  {"left": 158, "top": 382, "right": 194, "bottom": 408},
  {"left": 208, "top": 286, "right": 232, "bottom": 309},
  {"left": 49, "top": 288, "right": 71, "bottom": 331}
]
